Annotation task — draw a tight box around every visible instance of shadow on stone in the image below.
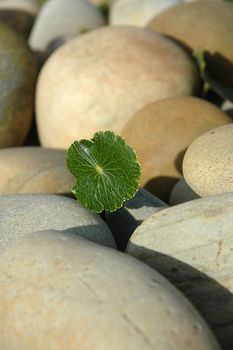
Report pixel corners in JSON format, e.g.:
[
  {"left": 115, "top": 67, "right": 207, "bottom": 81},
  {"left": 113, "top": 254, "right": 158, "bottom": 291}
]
[
  {"left": 144, "top": 176, "right": 179, "bottom": 203},
  {"left": 127, "top": 243, "right": 233, "bottom": 350}
]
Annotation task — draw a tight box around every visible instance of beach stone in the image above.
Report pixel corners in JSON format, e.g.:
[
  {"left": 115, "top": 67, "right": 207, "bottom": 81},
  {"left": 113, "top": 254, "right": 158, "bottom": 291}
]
[
  {"left": 147, "top": 1, "right": 233, "bottom": 85},
  {"left": 169, "top": 177, "right": 199, "bottom": 205},
  {"left": 36, "top": 26, "right": 198, "bottom": 148},
  {"left": 127, "top": 193, "right": 233, "bottom": 350},
  {"left": 0, "top": 0, "right": 39, "bottom": 14},
  {"left": 0, "top": 9, "right": 35, "bottom": 37},
  {"left": 0, "top": 229, "right": 220, "bottom": 350},
  {"left": 29, "top": 0, "right": 106, "bottom": 51},
  {"left": 121, "top": 96, "right": 231, "bottom": 201},
  {"left": 0, "top": 147, "right": 75, "bottom": 195},
  {"left": 0, "top": 22, "right": 37, "bottom": 148},
  {"left": 0, "top": 193, "right": 115, "bottom": 254},
  {"left": 183, "top": 124, "right": 233, "bottom": 197},
  {"left": 110, "top": 0, "right": 181, "bottom": 27},
  {"left": 106, "top": 188, "right": 167, "bottom": 251}
]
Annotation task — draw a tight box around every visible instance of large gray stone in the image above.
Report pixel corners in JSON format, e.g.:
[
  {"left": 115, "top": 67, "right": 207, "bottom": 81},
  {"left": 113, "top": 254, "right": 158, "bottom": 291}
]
[
  {"left": 0, "top": 193, "right": 115, "bottom": 253},
  {"left": 127, "top": 192, "right": 233, "bottom": 350},
  {"left": 0, "top": 230, "right": 220, "bottom": 349}
]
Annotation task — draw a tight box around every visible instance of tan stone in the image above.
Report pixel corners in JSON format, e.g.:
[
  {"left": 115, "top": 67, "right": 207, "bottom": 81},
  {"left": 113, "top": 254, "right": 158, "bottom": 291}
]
[
  {"left": 0, "top": 146, "right": 75, "bottom": 195},
  {"left": 169, "top": 177, "right": 199, "bottom": 205},
  {"left": 0, "top": 230, "right": 220, "bottom": 349},
  {"left": 0, "top": 22, "right": 37, "bottom": 148},
  {"left": 36, "top": 26, "right": 198, "bottom": 148},
  {"left": 183, "top": 124, "right": 233, "bottom": 197},
  {"left": 147, "top": 1, "right": 233, "bottom": 85},
  {"left": 121, "top": 96, "right": 231, "bottom": 201},
  {"left": 0, "top": 0, "right": 39, "bottom": 14},
  {"left": 126, "top": 192, "right": 233, "bottom": 350}
]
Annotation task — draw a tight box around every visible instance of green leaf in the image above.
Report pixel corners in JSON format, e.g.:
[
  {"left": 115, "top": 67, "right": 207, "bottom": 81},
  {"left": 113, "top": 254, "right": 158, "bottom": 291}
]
[{"left": 66, "top": 131, "right": 141, "bottom": 213}]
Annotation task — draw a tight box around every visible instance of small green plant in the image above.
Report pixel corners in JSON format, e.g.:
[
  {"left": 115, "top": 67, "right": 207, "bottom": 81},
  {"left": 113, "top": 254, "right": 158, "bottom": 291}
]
[{"left": 66, "top": 131, "right": 141, "bottom": 213}]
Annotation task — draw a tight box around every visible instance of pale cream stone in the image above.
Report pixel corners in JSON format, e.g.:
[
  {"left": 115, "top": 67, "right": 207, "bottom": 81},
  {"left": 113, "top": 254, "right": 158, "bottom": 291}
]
[
  {"left": 183, "top": 124, "right": 233, "bottom": 197},
  {"left": 0, "top": 230, "right": 220, "bottom": 349},
  {"left": 36, "top": 26, "right": 198, "bottom": 148}
]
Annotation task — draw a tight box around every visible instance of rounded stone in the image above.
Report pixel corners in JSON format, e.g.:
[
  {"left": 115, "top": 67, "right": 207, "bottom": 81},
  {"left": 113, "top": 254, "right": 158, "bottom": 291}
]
[
  {"left": 147, "top": 1, "right": 233, "bottom": 85},
  {"left": 109, "top": 0, "right": 181, "bottom": 27},
  {"left": 0, "top": 0, "right": 39, "bottom": 14},
  {"left": 0, "top": 9, "right": 35, "bottom": 37},
  {"left": 0, "top": 193, "right": 115, "bottom": 254},
  {"left": 36, "top": 26, "right": 198, "bottom": 148},
  {"left": 0, "top": 146, "right": 76, "bottom": 195},
  {"left": 169, "top": 177, "right": 199, "bottom": 205},
  {"left": 127, "top": 193, "right": 233, "bottom": 350},
  {"left": 183, "top": 124, "right": 233, "bottom": 197},
  {"left": 29, "top": 0, "right": 106, "bottom": 51},
  {"left": 0, "top": 22, "right": 37, "bottom": 148},
  {"left": 0, "top": 230, "right": 220, "bottom": 349},
  {"left": 121, "top": 96, "right": 231, "bottom": 201}
]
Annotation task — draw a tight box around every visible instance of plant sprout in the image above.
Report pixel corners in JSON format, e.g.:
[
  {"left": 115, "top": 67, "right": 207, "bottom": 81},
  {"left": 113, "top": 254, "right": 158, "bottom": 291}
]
[{"left": 66, "top": 131, "right": 141, "bottom": 213}]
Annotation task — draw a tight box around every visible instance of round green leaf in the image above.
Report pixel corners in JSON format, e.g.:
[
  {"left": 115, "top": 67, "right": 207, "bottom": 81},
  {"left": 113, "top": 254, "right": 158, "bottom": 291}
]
[{"left": 66, "top": 131, "right": 141, "bottom": 213}]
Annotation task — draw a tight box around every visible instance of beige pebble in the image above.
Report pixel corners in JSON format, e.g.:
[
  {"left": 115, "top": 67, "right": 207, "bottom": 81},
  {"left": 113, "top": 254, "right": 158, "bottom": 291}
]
[
  {"left": 0, "top": 230, "right": 220, "bottom": 350},
  {"left": 0, "top": 146, "right": 75, "bottom": 195},
  {"left": 183, "top": 124, "right": 233, "bottom": 197},
  {"left": 121, "top": 96, "right": 231, "bottom": 201},
  {"left": 147, "top": 1, "right": 233, "bottom": 85},
  {"left": 36, "top": 26, "right": 198, "bottom": 148}
]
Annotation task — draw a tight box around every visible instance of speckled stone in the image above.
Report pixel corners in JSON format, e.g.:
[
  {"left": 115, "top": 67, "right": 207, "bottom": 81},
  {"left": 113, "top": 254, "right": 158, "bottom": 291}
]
[
  {"left": 0, "top": 146, "right": 75, "bottom": 195},
  {"left": 169, "top": 177, "right": 199, "bottom": 205},
  {"left": 0, "top": 22, "right": 37, "bottom": 148},
  {"left": 127, "top": 193, "right": 233, "bottom": 350},
  {"left": 183, "top": 124, "right": 233, "bottom": 197},
  {"left": 0, "top": 230, "right": 220, "bottom": 350},
  {"left": 36, "top": 26, "right": 198, "bottom": 148},
  {"left": 121, "top": 96, "right": 231, "bottom": 201},
  {"left": 0, "top": 193, "right": 115, "bottom": 254},
  {"left": 29, "top": 0, "right": 106, "bottom": 51},
  {"left": 106, "top": 188, "right": 167, "bottom": 251},
  {"left": 147, "top": 1, "right": 233, "bottom": 85}
]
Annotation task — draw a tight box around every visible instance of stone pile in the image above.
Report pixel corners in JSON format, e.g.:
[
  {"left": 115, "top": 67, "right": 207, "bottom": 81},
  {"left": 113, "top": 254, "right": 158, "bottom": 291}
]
[{"left": 0, "top": 0, "right": 232, "bottom": 349}]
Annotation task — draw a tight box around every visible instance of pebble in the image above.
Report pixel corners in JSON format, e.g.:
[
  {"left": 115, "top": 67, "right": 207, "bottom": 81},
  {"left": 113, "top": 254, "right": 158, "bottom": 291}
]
[
  {"left": 29, "top": 0, "right": 106, "bottom": 51},
  {"left": 0, "top": 230, "right": 220, "bottom": 349},
  {"left": 183, "top": 124, "right": 233, "bottom": 197},
  {"left": 106, "top": 188, "right": 167, "bottom": 251},
  {"left": 0, "top": 146, "right": 75, "bottom": 195},
  {"left": 0, "top": 22, "right": 37, "bottom": 148},
  {"left": 0, "top": 9, "right": 35, "bottom": 37},
  {"left": 121, "top": 96, "right": 231, "bottom": 201},
  {"left": 127, "top": 192, "right": 233, "bottom": 350},
  {"left": 169, "top": 177, "right": 199, "bottom": 205},
  {"left": 109, "top": 0, "right": 181, "bottom": 27},
  {"left": 0, "top": 0, "right": 39, "bottom": 14},
  {"left": 147, "top": 1, "right": 233, "bottom": 85},
  {"left": 36, "top": 26, "right": 198, "bottom": 148},
  {"left": 0, "top": 193, "right": 115, "bottom": 254}
]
